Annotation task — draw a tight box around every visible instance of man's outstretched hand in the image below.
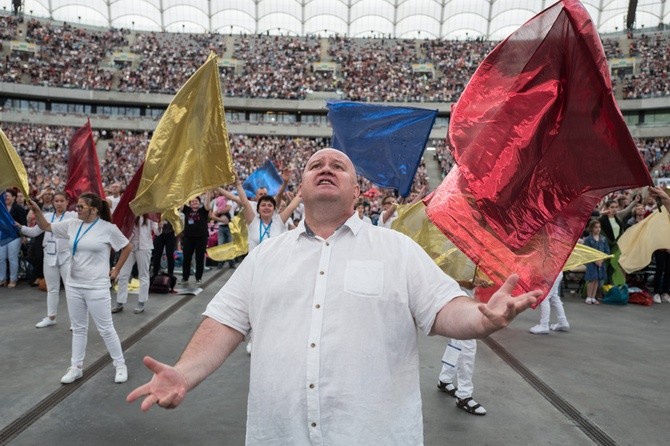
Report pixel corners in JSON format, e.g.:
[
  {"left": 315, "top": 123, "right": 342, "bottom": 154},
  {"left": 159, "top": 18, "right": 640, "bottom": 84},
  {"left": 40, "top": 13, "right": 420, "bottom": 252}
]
[{"left": 127, "top": 356, "right": 189, "bottom": 411}]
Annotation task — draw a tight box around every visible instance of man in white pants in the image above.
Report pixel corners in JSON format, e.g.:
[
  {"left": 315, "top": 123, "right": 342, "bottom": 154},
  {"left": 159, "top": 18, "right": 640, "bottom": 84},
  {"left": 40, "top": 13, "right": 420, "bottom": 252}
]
[
  {"left": 437, "top": 288, "right": 486, "bottom": 416},
  {"left": 113, "top": 217, "right": 159, "bottom": 314}
]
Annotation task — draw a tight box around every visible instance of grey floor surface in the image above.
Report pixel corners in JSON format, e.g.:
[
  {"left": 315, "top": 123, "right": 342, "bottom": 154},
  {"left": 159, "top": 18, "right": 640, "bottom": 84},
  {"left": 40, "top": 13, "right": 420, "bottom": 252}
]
[{"left": 1, "top": 268, "right": 669, "bottom": 445}]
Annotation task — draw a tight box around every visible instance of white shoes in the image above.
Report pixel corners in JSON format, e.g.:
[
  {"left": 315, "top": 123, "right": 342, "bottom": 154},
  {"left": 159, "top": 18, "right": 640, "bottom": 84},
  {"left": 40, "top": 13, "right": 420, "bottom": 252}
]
[
  {"left": 36, "top": 317, "right": 56, "bottom": 328},
  {"left": 115, "top": 364, "right": 128, "bottom": 383},
  {"left": 550, "top": 322, "right": 570, "bottom": 332},
  {"left": 662, "top": 293, "right": 670, "bottom": 303},
  {"left": 653, "top": 294, "right": 662, "bottom": 304},
  {"left": 529, "top": 324, "right": 549, "bottom": 334},
  {"left": 61, "top": 366, "right": 83, "bottom": 384}
]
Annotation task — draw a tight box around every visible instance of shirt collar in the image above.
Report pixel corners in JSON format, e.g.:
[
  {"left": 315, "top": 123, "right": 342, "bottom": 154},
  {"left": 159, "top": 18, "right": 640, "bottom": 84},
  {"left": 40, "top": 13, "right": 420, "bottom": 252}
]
[{"left": 293, "top": 212, "right": 363, "bottom": 241}]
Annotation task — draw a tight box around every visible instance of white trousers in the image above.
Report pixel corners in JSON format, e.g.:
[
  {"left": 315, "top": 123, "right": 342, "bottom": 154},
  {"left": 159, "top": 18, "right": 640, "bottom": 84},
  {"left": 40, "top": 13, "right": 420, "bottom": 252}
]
[
  {"left": 439, "top": 339, "right": 477, "bottom": 399},
  {"left": 43, "top": 258, "right": 69, "bottom": 317},
  {"left": 115, "top": 248, "right": 151, "bottom": 304},
  {"left": 0, "top": 237, "right": 21, "bottom": 282},
  {"left": 538, "top": 272, "right": 568, "bottom": 328},
  {"left": 65, "top": 286, "right": 125, "bottom": 368}
]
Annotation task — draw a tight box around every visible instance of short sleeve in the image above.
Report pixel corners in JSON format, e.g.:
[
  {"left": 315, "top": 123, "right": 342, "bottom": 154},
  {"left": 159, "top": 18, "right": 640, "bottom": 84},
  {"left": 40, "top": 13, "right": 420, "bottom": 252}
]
[
  {"left": 107, "top": 222, "right": 129, "bottom": 252},
  {"left": 203, "top": 248, "right": 256, "bottom": 336},
  {"left": 404, "top": 236, "right": 464, "bottom": 335}
]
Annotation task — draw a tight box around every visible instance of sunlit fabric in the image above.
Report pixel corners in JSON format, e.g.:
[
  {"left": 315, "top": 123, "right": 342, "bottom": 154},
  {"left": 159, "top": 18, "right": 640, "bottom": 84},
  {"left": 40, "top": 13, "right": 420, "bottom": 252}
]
[
  {"left": 0, "top": 128, "right": 29, "bottom": 197},
  {"left": 130, "top": 53, "right": 234, "bottom": 235},
  {"left": 0, "top": 192, "right": 20, "bottom": 247},
  {"left": 563, "top": 243, "right": 613, "bottom": 272},
  {"left": 207, "top": 213, "right": 248, "bottom": 261},
  {"left": 427, "top": 0, "right": 651, "bottom": 304},
  {"left": 619, "top": 210, "right": 670, "bottom": 273},
  {"left": 243, "top": 160, "right": 283, "bottom": 199},
  {"left": 327, "top": 101, "right": 437, "bottom": 197},
  {"left": 112, "top": 163, "right": 161, "bottom": 238},
  {"left": 64, "top": 119, "right": 105, "bottom": 209},
  {"left": 391, "top": 200, "right": 490, "bottom": 287}
]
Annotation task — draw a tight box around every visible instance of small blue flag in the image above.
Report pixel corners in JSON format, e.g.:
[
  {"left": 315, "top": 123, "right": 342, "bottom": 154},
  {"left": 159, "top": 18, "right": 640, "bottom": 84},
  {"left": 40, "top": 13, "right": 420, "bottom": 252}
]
[
  {"left": 243, "top": 160, "right": 283, "bottom": 199},
  {"left": 327, "top": 101, "right": 437, "bottom": 197},
  {"left": 0, "top": 192, "right": 20, "bottom": 247}
]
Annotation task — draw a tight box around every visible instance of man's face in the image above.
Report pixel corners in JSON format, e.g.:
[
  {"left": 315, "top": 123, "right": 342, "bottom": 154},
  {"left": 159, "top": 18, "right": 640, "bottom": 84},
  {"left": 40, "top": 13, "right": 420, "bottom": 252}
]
[
  {"left": 255, "top": 188, "right": 267, "bottom": 200},
  {"left": 111, "top": 183, "right": 121, "bottom": 195},
  {"left": 301, "top": 149, "right": 359, "bottom": 207}
]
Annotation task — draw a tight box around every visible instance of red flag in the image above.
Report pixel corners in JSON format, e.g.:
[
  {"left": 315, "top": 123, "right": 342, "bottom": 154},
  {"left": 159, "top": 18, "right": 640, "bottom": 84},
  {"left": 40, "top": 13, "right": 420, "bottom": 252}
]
[
  {"left": 426, "top": 0, "right": 652, "bottom": 303},
  {"left": 112, "top": 162, "right": 159, "bottom": 238},
  {"left": 64, "top": 119, "right": 105, "bottom": 209}
]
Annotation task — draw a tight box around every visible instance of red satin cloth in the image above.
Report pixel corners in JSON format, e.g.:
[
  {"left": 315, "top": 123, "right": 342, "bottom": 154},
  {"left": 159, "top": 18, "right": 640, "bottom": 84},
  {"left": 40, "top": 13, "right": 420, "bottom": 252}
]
[
  {"left": 427, "top": 0, "right": 652, "bottom": 304},
  {"left": 64, "top": 120, "right": 106, "bottom": 209},
  {"left": 112, "top": 162, "right": 160, "bottom": 238}
]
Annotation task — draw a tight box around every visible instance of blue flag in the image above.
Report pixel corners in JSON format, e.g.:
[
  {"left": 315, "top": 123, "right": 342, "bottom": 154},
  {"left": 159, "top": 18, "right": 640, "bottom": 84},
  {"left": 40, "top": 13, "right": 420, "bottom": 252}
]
[
  {"left": 327, "top": 101, "right": 437, "bottom": 197},
  {"left": 243, "top": 160, "right": 283, "bottom": 199},
  {"left": 0, "top": 192, "right": 20, "bottom": 247}
]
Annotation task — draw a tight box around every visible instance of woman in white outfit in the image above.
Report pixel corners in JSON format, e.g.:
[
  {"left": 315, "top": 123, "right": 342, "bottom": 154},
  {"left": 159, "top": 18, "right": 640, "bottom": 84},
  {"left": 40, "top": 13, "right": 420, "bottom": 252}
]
[
  {"left": 112, "top": 215, "right": 160, "bottom": 314},
  {"left": 28, "top": 193, "right": 132, "bottom": 384},
  {"left": 18, "top": 192, "right": 77, "bottom": 328}
]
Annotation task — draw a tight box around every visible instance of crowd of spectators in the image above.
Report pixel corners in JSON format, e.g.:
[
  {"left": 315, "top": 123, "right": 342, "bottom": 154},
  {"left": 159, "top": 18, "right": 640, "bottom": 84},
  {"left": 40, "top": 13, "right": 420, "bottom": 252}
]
[
  {"left": 4, "top": 15, "right": 669, "bottom": 100},
  {"left": 2, "top": 123, "right": 430, "bottom": 210},
  {"left": 622, "top": 32, "right": 670, "bottom": 99}
]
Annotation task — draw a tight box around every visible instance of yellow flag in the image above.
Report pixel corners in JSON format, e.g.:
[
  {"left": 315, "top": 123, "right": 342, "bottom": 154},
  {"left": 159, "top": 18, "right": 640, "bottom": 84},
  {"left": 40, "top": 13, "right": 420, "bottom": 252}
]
[
  {"left": 391, "top": 201, "right": 490, "bottom": 286},
  {"left": 0, "top": 128, "right": 29, "bottom": 196},
  {"left": 207, "top": 213, "right": 249, "bottom": 261},
  {"left": 618, "top": 210, "right": 670, "bottom": 273},
  {"left": 130, "top": 52, "right": 234, "bottom": 234},
  {"left": 563, "top": 243, "right": 613, "bottom": 271}
]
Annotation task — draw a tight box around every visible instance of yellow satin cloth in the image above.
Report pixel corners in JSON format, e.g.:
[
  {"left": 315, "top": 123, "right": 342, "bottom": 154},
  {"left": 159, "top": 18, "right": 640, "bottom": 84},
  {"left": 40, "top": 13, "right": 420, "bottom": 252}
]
[
  {"left": 618, "top": 210, "right": 670, "bottom": 273},
  {"left": 207, "top": 213, "right": 249, "bottom": 262},
  {"left": 130, "top": 52, "right": 234, "bottom": 234},
  {"left": 0, "top": 127, "right": 29, "bottom": 196}
]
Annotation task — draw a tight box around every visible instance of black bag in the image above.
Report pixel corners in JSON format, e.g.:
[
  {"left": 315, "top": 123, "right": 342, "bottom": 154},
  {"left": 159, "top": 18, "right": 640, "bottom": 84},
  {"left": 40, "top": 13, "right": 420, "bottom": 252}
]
[{"left": 150, "top": 273, "right": 176, "bottom": 294}]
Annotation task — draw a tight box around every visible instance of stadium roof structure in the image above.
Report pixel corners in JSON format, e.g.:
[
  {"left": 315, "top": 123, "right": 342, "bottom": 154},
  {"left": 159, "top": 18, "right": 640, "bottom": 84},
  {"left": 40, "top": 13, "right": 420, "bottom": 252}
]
[{"left": 13, "top": 0, "right": 670, "bottom": 40}]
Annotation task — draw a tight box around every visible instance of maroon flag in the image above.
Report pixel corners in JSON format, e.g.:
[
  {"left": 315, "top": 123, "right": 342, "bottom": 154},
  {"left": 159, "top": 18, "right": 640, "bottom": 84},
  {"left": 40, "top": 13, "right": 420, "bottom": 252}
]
[
  {"left": 112, "top": 162, "right": 159, "bottom": 238},
  {"left": 64, "top": 119, "right": 105, "bottom": 208},
  {"left": 426, "top": 0, "right": 652, "bottom": 303}
]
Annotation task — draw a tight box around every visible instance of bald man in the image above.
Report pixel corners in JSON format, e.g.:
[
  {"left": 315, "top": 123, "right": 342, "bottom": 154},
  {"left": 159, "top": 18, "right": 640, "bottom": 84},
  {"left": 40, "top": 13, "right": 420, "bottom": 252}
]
[{"left": 128, "top": 149, "right": 540, "bottom": 445}]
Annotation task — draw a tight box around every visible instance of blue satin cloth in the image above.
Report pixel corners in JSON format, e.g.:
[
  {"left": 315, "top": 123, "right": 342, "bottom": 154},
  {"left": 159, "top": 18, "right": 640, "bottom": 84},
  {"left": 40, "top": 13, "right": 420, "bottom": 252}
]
[
  {"left": 0, "top": 192, "right": 20, "bottom": 247},
  {"left": 327, "top": 100, "right": 437, "bottom": 197},
  {"left": 243, "top": 160, "right": 283, "bottom": 199}
]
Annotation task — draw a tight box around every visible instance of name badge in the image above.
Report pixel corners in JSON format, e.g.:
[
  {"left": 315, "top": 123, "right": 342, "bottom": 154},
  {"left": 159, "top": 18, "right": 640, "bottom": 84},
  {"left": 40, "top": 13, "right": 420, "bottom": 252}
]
[
  {"left": 188, "top": 219, "right": 194, "bottom": 225},
  {"left": 45, "top": 240, "right": 57, "bottom": 255}
]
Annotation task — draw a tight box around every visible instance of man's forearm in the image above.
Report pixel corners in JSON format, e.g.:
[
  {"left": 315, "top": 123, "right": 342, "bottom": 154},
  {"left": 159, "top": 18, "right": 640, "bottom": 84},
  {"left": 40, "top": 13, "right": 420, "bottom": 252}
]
[
  {"left": 430, "top": 296, "right": 493, "bottom": 339},
  {"left": 175, "top": 317, "right": 245, "bottom": 391}
]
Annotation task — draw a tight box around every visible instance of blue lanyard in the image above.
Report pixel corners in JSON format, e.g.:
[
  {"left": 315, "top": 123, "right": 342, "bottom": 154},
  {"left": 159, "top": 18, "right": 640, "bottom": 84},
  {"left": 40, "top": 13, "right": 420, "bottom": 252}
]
[
  {"left": 50, "top": 212, "right": 65, "bottom": 223},
  {"left": 259, "top": 220, "right": 272, "bottom": 243},
  {"left": 72, "top": 218, "right": 99, "bottom": 256}
]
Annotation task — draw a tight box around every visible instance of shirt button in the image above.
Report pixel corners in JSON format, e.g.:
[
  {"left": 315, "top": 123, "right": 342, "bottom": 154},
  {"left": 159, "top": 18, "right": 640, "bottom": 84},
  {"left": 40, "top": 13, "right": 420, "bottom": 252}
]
[
  {"left": 319, "top": 271, "right": 324, "bottom": 275},
  {"left": 311, "top": 422, "right": 317, "bottom": 428},
  {"left": 315, "top": 304, "right": 321, "bottom": 309},
  {"left": 309, "top": 383, "right": 315, "bottom": 389},
  {"left": 325, "top": 242, "right": 329, "bottom": 246},
  {"left": 310, "top": 343, "right": 316, "bottom": 348}
]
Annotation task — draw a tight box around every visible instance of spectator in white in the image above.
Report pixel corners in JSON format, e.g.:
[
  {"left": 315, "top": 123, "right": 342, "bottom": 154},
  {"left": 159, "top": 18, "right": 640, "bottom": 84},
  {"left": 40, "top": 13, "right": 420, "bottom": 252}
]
[
  {"left": 355, "top": 200, "right": 372, "bottom": 224},
  {"left": 437, "top": 287, "right": 487, "bottom": 416},
  {"left": 106, "top": 182, "right": 122, "bottom": 214},
  {"left": 112, "top": 215, "right": 160, "bottom": 314},
  {"left": 127, "top": 149, "right": 540, "bottom": 444},
  {"left": 529, "top": 272, "right": 570, "bottom": 334},
  {"left": 18, "top": 192, "right": 77, "bottom": 328},
  {"left": 27, "top": 193, "right": 132, "bottom": 384}
]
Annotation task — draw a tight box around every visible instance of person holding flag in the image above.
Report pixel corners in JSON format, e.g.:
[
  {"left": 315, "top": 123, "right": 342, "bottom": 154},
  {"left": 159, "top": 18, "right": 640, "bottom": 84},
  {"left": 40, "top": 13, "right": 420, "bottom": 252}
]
[
  {"left": 27, "top": 193, "right": 132, "bottom": 384},
  {"left": 17, "top": 191, "right": 77, "bottom": 328}
]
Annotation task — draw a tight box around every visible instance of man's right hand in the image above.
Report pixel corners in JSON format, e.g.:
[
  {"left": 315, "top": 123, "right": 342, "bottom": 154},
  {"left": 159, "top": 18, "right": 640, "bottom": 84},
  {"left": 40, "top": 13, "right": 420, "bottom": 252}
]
[{"left": 126, "top": 356, "right": 189, "bottom": 411}]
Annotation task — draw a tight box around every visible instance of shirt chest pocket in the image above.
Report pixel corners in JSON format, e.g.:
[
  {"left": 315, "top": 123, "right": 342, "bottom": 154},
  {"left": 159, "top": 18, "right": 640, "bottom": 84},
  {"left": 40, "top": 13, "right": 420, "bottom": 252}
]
[{"left": 344, "top": 260, "right": 384, "bottom": 298}]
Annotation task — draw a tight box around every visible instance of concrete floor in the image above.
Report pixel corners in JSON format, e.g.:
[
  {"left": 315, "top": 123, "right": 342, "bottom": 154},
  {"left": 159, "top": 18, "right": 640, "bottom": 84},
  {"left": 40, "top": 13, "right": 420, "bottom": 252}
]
[{"left": 1, "top": 268, "right": 669, "bottom": 446}]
